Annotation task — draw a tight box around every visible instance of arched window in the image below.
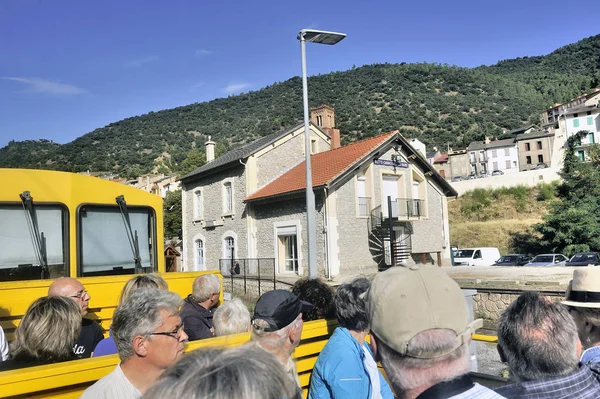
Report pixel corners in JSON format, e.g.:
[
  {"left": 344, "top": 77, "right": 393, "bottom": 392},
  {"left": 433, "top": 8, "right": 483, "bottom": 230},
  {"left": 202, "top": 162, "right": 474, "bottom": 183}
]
[
  {"left": 195, "top": 239, "right": 205, "bottom": 270},
  {"left": 223, "top": 236, "right": 235, "bottom": 260}
]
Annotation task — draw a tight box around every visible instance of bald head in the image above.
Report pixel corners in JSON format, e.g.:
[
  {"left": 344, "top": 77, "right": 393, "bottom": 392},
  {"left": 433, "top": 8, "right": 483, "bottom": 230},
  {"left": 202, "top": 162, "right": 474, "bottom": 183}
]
[{"left": 48, "top": 278, "right": 90, "bottom": 316}]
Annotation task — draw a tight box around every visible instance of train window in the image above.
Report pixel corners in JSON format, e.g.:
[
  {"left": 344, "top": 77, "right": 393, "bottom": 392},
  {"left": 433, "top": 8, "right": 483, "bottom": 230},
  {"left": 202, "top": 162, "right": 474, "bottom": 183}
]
[
  {"left": 0, "top": 204, "right": 68, "bottom": 281},
  {"left": 78, "top": 205, "right": 156, "bottom": 277}
]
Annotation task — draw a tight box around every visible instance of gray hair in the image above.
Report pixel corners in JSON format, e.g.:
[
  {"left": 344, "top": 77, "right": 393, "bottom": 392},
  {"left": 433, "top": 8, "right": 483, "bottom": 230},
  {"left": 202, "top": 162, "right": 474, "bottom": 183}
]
[
  {"left": 113, "top": 288, "right": 182, "bottom": 362},
  {"left": 251, "top": 314, "right": 302, "bottom": 350},
  {"left": 213, "top": 298, "right": 251, "bottom": 336},
  {"left": 377, "top": 329, "right": 470, "bottom": 397},
  {"left": 498, "top": 291, "right": 579, "bottom": 381},
  {"left": 145, "top": 345, "right": 301, "bottom": 399},
  {"left": 10, "top": 296, "right": 82, "bottom": 362},
  {"left": 118, "top": 273, "right": 168, "bottom": 306},
  {"left": 335, "top": 278, "right": 370, "bottom": 331},
  {"left": 191, "top": 274, "right": 221, "bottom": 302}
]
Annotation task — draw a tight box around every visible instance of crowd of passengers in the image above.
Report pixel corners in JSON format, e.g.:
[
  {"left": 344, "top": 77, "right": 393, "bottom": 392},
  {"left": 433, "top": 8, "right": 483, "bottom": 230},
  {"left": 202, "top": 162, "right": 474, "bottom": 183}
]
[{"left": 1, "top": 265, "right": 600, "bottom": 398}]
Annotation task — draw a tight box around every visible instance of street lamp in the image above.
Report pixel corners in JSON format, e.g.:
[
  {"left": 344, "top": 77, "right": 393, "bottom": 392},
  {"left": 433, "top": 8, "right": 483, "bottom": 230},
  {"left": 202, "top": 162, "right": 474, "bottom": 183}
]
[{"left": 297, "top": 29, "right": 346, "bottom": 279}]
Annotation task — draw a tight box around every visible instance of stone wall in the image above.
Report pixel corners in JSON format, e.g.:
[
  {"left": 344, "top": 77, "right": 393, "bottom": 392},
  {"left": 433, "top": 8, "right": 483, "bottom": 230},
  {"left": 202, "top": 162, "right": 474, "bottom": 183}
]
[
  {"left": 223, "top": 277, "right": 292, "bottom": 300},
  {"left": 472, "top": 291, "right": 564, "bottom": 323}
]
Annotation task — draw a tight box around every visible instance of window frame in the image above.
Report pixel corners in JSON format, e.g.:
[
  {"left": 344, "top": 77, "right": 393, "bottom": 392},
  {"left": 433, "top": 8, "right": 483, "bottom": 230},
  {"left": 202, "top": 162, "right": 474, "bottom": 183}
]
[
  {"left": 193, "top": 189, "right": 203, "bottom": 221},
  {"left": 76, "top": 203, "right": 158, "bottom": 277},
  {"left": 222, "top": 179, "right": 234, "bottom": 216},
  {"left": 0, "top": 202, "right": 70, "bottom": 281},
  {"left": 536, "top": 141, "right": 542, "bottom": 150}
]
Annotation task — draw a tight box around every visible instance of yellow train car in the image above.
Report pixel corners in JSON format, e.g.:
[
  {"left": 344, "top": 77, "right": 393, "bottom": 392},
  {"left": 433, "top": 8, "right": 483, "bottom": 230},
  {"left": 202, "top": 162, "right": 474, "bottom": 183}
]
[
  {"left": 0, "top": 168, "right": 220, "bottom": 342},
  {"left": 0, "top": 168, "right": 165, "bottom": 280}
]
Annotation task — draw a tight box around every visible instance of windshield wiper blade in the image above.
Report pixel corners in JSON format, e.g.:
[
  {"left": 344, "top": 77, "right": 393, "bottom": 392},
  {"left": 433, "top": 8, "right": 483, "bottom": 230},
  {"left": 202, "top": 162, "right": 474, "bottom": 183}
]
[
  {"left": 20, "top": 191, "right": 49, "bottom": 279},
  {"left": 116, "top": 195, "right": 143, "bottom": 273}
]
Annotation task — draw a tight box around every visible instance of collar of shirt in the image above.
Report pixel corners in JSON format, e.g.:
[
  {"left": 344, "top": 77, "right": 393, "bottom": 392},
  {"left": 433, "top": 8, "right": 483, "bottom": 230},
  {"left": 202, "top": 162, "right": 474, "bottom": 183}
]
[
  {"left": 580, "top": 346, "right": 600, "bottom": 366},
  {"left": 417, "top": 374, "right": 475, "bottom": 399}
]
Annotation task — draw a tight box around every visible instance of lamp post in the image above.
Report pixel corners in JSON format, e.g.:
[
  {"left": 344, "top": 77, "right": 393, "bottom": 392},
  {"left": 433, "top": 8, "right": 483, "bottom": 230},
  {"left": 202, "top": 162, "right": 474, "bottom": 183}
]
[{"left": 297, "top": 29, "right": 346, "bottom": 279}]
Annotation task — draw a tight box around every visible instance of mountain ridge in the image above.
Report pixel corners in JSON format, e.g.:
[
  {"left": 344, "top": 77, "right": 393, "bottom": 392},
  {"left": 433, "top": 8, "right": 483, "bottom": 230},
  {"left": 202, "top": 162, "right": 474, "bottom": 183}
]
[{"left": 1, "top": 34, "right": 599, "bottom": 174}]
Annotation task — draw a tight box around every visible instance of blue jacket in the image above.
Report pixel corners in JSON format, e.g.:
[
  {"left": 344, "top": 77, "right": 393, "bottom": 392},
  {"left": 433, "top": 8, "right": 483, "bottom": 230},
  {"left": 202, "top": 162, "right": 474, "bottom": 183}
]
[{"left": 308, "top": 327, "right": 394, "bottom": 399}]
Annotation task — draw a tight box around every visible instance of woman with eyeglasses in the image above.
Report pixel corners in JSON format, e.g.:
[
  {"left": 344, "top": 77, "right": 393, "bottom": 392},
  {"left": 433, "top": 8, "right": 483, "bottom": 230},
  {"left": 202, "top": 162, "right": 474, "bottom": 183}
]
[{"left": 0, "top": 296, "right": 81, "bottom": 371}]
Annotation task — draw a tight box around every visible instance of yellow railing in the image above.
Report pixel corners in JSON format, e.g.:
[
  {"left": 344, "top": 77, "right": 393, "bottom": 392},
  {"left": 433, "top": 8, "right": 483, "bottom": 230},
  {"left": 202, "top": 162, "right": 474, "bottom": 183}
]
[{"left": 0, "top": 318, "right": 337, "bottom": 398}]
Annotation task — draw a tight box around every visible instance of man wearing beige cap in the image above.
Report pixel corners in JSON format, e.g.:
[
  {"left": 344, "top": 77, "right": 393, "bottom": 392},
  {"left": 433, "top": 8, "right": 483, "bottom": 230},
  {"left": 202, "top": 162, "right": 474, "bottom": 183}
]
[
  {"left": 364, "top": 265, "right": 503, "bottom": 399},
  {"left": 563, "top": 267, "right": 600, "bottom": 367}
]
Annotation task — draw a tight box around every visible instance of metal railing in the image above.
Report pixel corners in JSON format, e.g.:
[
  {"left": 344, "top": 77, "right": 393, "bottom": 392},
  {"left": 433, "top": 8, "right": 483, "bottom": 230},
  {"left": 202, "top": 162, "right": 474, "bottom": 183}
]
[
  {"left": 219, "top": 258, "right": 276, "bottom": 297},
  {"left": 390, "top": 198, "right": 425, "bottom": 219},
  {"left": 358, "top": 197, "right": 370, "bottom": 216}
]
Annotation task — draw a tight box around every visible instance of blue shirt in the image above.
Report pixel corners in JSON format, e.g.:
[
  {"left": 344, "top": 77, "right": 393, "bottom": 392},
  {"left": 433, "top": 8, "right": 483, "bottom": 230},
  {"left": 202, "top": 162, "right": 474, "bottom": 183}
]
[
  {"left": 581, "top": 346, "right": 600, "bottom": 367},
  {"left": 308, "top": 327, "right": 394, "bottom": 399}
]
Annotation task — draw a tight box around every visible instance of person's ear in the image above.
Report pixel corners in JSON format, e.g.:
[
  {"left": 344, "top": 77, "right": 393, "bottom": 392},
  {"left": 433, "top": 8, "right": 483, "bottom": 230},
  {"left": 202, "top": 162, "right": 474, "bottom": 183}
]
[
  {"left": 497, "top": 344, "right": 506, "bottom": 363},
  {"left": 132, "top": 335, "right": 148, "bottom": 357}
]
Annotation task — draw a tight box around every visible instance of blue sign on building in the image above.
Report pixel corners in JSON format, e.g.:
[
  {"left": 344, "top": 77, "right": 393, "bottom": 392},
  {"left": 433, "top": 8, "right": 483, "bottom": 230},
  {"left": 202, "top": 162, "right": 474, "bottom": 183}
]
[{"left": 374, "top": 159, "right": 409, "bottom": 168}]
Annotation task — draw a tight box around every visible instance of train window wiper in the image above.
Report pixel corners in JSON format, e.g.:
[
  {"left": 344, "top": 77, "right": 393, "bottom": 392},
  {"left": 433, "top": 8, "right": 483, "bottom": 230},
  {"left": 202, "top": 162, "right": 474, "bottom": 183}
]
[
  {"left": 116, "top": 195, "right": 143, "bottom": 273},
  {"left": 19, "top": 191, "right": 49, "bottom": 279}
]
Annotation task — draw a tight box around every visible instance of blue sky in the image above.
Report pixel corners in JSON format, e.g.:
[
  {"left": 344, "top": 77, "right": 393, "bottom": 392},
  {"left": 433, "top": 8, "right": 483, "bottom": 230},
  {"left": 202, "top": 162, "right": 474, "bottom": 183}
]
[{"left": 0, "top": 0, "right": 598, "bottom": 148}]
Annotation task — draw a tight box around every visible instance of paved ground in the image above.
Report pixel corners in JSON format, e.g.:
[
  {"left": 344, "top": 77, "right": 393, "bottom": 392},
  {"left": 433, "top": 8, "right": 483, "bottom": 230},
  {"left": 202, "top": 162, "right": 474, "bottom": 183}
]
[{"left": 476, "top": 340, "right": 506, "bottom": 378}]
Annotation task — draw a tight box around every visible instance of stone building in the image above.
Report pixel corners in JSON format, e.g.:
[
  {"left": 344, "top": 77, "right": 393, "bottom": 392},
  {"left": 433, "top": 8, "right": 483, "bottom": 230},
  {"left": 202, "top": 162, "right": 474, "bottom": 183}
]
[{"left": 180, "top": 106, "right": 457, "bottom": 279}]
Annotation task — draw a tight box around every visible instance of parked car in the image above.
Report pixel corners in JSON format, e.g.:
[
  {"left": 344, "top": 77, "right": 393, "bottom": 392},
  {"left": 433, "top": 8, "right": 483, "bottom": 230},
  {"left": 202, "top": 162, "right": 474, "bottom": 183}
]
[
  {"left": 525, "top": 254, "right": 568, "bottom": 267},
  {"left": 451, "top": 176, "right": 464, "bottom": 182},
  {"left": 468, "top": 173, "right": 477, "bottom": 180},
  {"left": 453, "top": 247, "right": 501, "bottom": 266},
  {"left": 492, "top": 254, "right": 530, "bottom": 266},
  {"left": 491, "top": 170, "right": 504, "bottom": 176},
  {"left": 534, "top": 162, "right": 548, "bottom": 170},
  {"left": 566, "top": 252, "right": 600, "bottom": 266},
  {"left": 479, "top": 172, "right": 488, "bottom": 178}
]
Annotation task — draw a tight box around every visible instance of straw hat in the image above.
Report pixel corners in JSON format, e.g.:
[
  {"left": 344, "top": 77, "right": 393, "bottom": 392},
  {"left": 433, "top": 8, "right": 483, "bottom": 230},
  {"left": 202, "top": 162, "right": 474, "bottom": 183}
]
[{"left": 562, "top": 267, "right": 600, "bottom": 308}]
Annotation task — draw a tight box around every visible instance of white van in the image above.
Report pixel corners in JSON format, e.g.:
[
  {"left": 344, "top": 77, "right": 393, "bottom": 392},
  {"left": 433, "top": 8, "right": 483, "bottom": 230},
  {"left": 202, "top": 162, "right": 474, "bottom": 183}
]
[{"left": 453, "top": 247, "right": 501, "bottom": 266}]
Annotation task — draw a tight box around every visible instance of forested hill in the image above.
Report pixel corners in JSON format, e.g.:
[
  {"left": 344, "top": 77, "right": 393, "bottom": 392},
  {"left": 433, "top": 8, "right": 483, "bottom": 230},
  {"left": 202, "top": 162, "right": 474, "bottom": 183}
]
[{"left": 1, "top": 34, "right": 599, "bottom": 174}]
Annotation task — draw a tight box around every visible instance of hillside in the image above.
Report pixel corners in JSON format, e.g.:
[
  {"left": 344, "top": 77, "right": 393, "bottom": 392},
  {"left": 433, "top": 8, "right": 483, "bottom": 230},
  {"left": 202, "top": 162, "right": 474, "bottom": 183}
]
[
  {"left": 449, "top": 185, "right": 555, "bottom": 254},
  {"left": 1, "top": 34, "right": 599, "bottom": 173}
]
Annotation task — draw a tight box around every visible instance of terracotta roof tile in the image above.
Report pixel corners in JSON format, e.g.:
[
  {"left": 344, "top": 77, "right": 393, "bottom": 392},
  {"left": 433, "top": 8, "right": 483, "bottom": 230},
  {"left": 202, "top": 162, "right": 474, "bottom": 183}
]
[{"left": 245, "top": 132, "right": 395, "bottom": 202}]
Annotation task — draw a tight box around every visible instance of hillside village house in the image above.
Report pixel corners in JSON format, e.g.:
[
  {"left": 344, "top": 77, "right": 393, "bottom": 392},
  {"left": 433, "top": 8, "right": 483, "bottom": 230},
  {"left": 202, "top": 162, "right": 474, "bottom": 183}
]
[
  {"left": 432, "top": 154, "right": 449, "bottom": 179},
  {"left": 516, "top": 131, "right": 554, "bottom": 171},
  {"left": 448, "top": 149, "right": 469, "bottom": 179},
  {"left": 179, "top": 106, "right": 457, "bottom": 279},
  {"left": 467, "top": 140, "right": 488, "bottom": 176},
  {"left": 558, "top": 91, "right": 600, "bottom": 161},
  {"left": 485, "top": 138, "right": 519, "bottom": 174}
]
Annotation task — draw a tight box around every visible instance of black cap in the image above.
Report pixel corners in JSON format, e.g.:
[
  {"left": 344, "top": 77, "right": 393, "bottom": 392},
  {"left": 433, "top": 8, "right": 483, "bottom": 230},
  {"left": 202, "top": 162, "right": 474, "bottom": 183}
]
[{"left": 252, "top": 290, "right": 313, "bottom": 332}]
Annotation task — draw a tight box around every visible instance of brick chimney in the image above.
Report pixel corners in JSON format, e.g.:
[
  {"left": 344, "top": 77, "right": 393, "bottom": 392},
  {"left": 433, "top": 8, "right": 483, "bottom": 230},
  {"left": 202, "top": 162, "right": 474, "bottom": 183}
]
[
  {"left": 205, "top": 136, "right": 216, "bottom": 162},
  {"left": 310, "top": 105, "right": 341, "bottom": 149}
]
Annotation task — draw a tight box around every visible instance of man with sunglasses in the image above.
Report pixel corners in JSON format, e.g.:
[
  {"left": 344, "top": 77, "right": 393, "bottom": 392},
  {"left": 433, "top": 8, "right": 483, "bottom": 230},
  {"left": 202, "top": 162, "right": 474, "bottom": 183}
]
[
  {"left": 81, "top": 288, "right": 187, "bottom": 399},
  {"left": 48, "top": 277, "right": 103, "bottom": 359}
]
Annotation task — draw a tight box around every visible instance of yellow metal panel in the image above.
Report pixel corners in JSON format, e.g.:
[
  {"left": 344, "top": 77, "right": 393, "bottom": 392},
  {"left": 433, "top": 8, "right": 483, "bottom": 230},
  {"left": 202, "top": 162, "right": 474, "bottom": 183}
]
[{"left": 472, "top": 334, "right": 498, "bottom": 343}]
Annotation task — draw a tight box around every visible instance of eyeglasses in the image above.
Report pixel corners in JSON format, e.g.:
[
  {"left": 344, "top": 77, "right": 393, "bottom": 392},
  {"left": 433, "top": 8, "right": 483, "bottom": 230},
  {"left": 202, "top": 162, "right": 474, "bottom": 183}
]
[
  {"left": 69, "top": 290, "right": 88, "bottom": 299},
  {"left": 150, "top": 323, "right": 185, "bottom": 339}
]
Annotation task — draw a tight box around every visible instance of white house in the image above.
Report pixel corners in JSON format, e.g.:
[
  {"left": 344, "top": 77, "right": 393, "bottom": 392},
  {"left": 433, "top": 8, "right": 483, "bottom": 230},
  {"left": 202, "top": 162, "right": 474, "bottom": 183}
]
[
  {"left": 485, "top": 138, "right": 519, "bottom": 174},
  {"left": 559, "top": 91, "right": 600, "bottom": 161}
]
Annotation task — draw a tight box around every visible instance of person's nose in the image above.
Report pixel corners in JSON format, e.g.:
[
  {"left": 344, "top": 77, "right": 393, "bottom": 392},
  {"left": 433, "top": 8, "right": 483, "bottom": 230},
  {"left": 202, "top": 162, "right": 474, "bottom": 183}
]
[
  {"left": 180, "top": 330, "right": 189, "bottom": 342},
  {"left": 84, "top": 291, "right": 91, "bottom": 301}
]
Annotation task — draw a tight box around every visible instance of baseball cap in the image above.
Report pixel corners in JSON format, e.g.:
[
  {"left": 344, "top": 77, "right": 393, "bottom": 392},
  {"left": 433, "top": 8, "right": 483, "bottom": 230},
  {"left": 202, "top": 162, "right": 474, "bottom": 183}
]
[
  {"left": 364, "top": 265, "right": 482, "bottom": 359},
  {"left": 253, "top": 290, "right": 313, "bottom": 332}
]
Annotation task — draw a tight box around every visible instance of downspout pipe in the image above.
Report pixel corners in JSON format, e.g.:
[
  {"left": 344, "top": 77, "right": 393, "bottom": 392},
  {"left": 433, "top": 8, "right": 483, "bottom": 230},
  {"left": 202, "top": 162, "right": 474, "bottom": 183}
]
[{"left": 323, "top": 188, "right": 332, "bottom": 280}]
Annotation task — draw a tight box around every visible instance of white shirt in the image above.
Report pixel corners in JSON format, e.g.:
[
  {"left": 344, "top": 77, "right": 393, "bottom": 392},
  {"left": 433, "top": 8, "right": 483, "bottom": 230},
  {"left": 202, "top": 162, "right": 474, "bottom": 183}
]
[
  {"left": 362, "top": 345, "right": 382, "bottom": 399},
  {"left": 80, "top": 364, "right": 142, "bottom": 399},
  {"left": 0, "top": 327, "right": 8, "bottom": 361}
]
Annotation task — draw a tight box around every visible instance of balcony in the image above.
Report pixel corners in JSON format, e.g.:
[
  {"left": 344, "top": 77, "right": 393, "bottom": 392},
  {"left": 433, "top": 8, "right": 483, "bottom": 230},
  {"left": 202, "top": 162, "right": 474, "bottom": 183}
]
[{"left": 385, "top": 198, "right": 425, "bottom": 219}]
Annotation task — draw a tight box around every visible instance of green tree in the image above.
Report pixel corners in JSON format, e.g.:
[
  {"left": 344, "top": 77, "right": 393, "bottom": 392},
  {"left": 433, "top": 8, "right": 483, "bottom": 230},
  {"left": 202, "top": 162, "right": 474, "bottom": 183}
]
[
  {"left": 534, "top": 130, "right": 600, "bottom": 256},
  {"left": 179, "top": 149, "right": 206, "bottom": 176},
  {"left": 163, "top": 189, "right": 182, "bottom": 239}
]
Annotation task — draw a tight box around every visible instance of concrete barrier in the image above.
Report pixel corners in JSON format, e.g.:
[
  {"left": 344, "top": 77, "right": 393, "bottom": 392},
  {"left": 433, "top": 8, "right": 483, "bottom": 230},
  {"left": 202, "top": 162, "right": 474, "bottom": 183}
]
[{"left": 450, "top": 168, "right": 560, "bottom": 196}]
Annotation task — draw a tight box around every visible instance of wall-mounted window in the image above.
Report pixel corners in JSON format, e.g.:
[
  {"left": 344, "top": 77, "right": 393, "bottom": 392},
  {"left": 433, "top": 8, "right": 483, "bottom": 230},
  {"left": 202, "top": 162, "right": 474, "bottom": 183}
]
[
  {"left": 574, "top": 119, "right": 580, "bottom": 128},
  {"left": 491, "top": 150, "right": 497, "bottom": 158},
  {"left": 526, "top": 156, "right": 532, "bottom": 165},
  {"left": 311, "top": 138, "right": 318, "bottom": 154},
  {"left": 525, "top": 143, "right": 531, "bottom": 151},
  {"left": 588, "top": 117, "right": 594, "bottom": 126},
  {"left": 506, "top": 160, "right": 511, "bottom": 169},
  {"left": 538, "top": 155, "right": 544, "bottom": 163},
  {"left": 504, "top": 148, "right": 510, "bottom": 156},
  {"left": 578, "top": 151, "right": 585, "bottom": 161},
  {"left": 537, "top": 141, "right": 542, "bottom": 150},
  {"left": 589, "top": 132, "right": 595, "bottom": 144},
  {"left": 493, "top": 161, "right": 498, "bottom": 170},
  {"left": 223, "top": 181, "right": 233, "bottom": 215},
  {"left": 194, "top": 190, "right": 203, "bottom": 220}
]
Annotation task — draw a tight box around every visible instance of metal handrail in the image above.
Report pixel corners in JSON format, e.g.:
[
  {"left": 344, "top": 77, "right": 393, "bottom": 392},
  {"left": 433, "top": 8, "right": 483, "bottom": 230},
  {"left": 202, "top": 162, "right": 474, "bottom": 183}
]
[{"left": 219, "top": 258, "right": 276, "bottom": 296}]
